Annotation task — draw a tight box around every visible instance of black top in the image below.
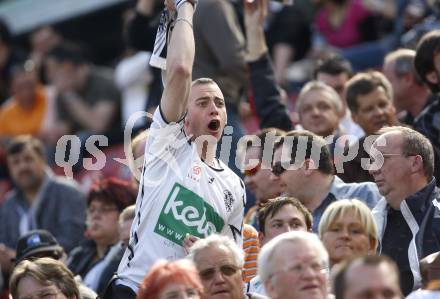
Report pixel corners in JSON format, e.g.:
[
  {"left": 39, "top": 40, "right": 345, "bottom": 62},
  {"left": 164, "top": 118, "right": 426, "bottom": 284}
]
[{"left": 382, "top": 207, "right": 413, "bottom": 295}]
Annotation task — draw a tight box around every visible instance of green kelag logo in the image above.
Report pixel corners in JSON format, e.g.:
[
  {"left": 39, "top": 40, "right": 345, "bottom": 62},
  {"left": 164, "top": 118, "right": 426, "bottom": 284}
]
[{"left": 154, "top": 183, "right": 225, "bottom": 245}]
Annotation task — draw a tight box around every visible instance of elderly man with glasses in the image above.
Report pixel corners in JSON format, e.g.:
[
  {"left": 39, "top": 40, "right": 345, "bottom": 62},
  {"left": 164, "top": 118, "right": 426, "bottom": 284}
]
[
  {"left": 370, "top": 126, "right": 440, "bottom": 296},
  {"left": 188, "top": 234, "right": 268, "bottom": 299},
  {"left": 258, "top": 231, "right": 330, "bottom": 299},
  {"left": 271, "top": 129, "right": 382, "bottom": 232}
]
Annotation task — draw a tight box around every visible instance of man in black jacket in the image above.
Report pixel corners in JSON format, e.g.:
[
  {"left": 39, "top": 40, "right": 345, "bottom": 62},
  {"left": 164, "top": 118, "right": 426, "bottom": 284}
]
[{"left": 370, "top": 126, "right": 440, "bottom": 295}]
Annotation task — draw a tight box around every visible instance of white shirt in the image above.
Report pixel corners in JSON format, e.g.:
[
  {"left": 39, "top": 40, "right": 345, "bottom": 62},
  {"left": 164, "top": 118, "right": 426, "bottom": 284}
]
[
  {"left": 117, "top": 108, "right": 245, "bottom": 292},
  {"left": 247, "top": 275, "right": 267, "bottom": 296}
]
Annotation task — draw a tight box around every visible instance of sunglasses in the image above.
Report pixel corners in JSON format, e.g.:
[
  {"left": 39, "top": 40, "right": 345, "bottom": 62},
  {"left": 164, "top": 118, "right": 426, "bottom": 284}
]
[
  {"left": 242, "top": 163, "right": 261, "bottom": 177},
  {"left": 271, "top": 161, "right": 286, "bottom": 176},
  {"left": 199, "top": 264, "right": 239, "bottom": 280}
]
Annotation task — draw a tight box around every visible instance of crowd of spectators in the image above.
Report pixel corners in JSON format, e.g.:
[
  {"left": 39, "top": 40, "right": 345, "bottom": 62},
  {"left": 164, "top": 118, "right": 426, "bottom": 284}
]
[{"left": 1, "top": 0, "right": 440, "bottom": 298}]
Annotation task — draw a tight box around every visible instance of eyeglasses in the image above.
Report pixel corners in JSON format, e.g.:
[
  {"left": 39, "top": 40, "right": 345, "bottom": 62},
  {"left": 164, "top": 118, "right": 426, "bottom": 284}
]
[
  {"left": 87, "top": 206, "right": 118, "bottom": 215},
  {"left": 370, "top": 153, "right": 416, "bottom": 166},
  {"left": 242, "top": 163, "right": 261, "bottom": 177},
  {"left": 20, "top": 289, "right": 61, "bottom": 299},
  {"left": 271, "top": 161, "right": 287, "bottom": 176},
  {"left": 271, "top": 261, "right": 328, "bottom": 279},
  {"left": 199, "top": 264, "right": 240, "bottom": 280}
]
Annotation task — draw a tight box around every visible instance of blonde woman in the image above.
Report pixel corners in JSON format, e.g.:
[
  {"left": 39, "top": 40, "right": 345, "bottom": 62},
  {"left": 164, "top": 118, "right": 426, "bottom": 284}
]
[{"left": 319, "top": 199, "right": 378, "bottom": 267}]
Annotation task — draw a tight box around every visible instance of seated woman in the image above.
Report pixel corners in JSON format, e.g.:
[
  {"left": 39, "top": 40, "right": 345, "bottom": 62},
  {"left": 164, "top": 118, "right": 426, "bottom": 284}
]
[
  {"left": 318, "top": 199, "right": 378, "bottom": 267},
  {"left": 67, "top": 177, "right": 136, "bottom": 296},
  {"left": 9, "top": 257, "right": 79, "bottom": 299},
  {"left": 137, "top": 259, "right": 204, "bottom": 299}
]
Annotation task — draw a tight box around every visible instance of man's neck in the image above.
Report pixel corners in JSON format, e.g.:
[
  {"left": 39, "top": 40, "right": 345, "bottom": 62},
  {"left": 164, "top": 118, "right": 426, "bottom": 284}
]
[
  {"left": 303, "top": 174, "right": 334, "bottom": 212},
  {"left": 96, "top": 237, "right": 118, "bottom": 259},
  {"left": 388, "top": 176, "right": 429, "bottom": 210},
  {"left": 406, "top": 88, "right": 429, "bottom": 118},
  {"left": 23, "top": 187, "right": 40, "bottom": 205},
  {"left": 21, "top": 174, "right": 46, "bottom": 205},
  {"left": 197, "top": 139, "right": 218, "bottom": 168}
]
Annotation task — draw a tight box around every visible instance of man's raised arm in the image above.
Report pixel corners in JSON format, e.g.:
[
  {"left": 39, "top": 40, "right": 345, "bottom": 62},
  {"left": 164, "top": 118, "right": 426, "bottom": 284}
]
[
  {"left": 244, "top": 0, "right": 292, "bottom": 131},
  {"left": 160, "top": 1, "right": 195, "bottom": 123}
]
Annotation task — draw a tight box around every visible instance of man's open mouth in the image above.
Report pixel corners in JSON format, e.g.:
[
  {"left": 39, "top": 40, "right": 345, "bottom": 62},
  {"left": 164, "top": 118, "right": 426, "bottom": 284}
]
[{"left": 208, "top": 119, "right": 220, "bottom": 131}]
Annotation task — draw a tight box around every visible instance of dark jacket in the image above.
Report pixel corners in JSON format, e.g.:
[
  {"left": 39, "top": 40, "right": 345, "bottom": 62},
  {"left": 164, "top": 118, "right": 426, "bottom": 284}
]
[
  {"left": 0, "top": 172, "right": 86, "bottom": 252},
  {"left": 414, "top": 94, "right": 440, "bottom": 186},
  {"left": 373, "top": 179, "right": 440, "bottom": 292},
  {"left": 67, "top": 239, "right": 125, "bottom": 297}
]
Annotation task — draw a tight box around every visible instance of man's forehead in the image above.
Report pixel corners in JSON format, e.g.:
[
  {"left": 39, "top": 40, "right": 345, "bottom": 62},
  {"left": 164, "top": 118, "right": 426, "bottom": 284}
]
[
  {"left": 346, "top": 263, "right": 397, "bottom": 285},
  {"left": 245, "top": 146, "right": 262, "bottom": 158},
  {"left": 195, "top": 246, "right": 235, "bottom": 268},
  {"left": 317, "top": 72, "right": 348, "bottom": 84},
  {"left": 374, "top": 131, "right": 402, "bottom": 149},
  {"left": 273, "top": 146, "right": 283, "bottom": 159},
  {"left": 270, "top": 204, "right": 300, "bottom": 220},
  {"left": 189, "top": 82, "right": 223, "bottom": 99},
  {"left": 274, "top": 241, "right": 320, "bottom": 265}
]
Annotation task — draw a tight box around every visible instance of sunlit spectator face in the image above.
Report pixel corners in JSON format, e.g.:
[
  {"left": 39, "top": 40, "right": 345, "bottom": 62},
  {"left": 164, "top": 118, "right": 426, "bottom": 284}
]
[
  {"left": 299, "top": 89, "right": 340, "bottom": 137},
  {"left": 17, "top": 275, "right": 73, "bottom": 299},
  {"left": 11, "top": 71, "right": 38, "bottom": 107},
  {"left": 321, "top": 209, "right": 374, "bottom": 265},
  {"left": 260, "top": 204, "right": 308, "bottom": 245},
  {"left": 7, "top": 145, "right": 46, "bottom": 192},
  {"left": 271, "top": 146, "right": 305, "bottom": 199},
  {"left": 193, "top": 245, "right": 243, "bottom": 299},
  {"left": 157, "top": 283, "right": 201, "bottom": 299},
  {"left": 343, "top": 262, "right": 401, "bottom": 299},
  {"left": 266, "top": 241, "right": 328, "bottom": 299},
  {"left": 185, "top": 82, "right": 227, "bottom": 141},
  {"left": 244, "top": 146, "right": 282, "bottom": 203},
  {"left": 369, "top": 131, "right": 418, "bottom": 208},
  {"left": 86, "top": 199, "right": 120, "bottom": 244},
  {"left": 352, "top": 87, "right": 396, "bottom": 135}
]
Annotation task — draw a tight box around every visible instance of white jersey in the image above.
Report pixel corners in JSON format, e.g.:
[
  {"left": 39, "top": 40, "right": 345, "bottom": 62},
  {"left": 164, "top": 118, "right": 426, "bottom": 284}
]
[
  {"left": 247, "top": 275, "right": 267, "bottom": 296},
  {"left": 117, "top": 108, "right": 245, "bottom": 291}
]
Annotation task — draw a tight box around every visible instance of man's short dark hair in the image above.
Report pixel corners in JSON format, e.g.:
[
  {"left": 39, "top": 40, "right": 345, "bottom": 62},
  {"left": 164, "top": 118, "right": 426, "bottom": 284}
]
[
  {"left": 414, "top": 30, "right": 440, "bottom": 93},
  {"left": 332, "top": 255, "right": 400, "bottom": 299},
  {"left": 313, "top": 55, "right": 353, "bottom": 78},
  {"left": 345, "top": 71, "right": 393, "bottom": 113},
  {"left": 257, "top": 196, "right": 313, "bottom": 233},
  {"left": 275, "top": 130, "right": 334, "bottom": 175},
  {"left": 385, "top": 49, "right": 423, "bottom": 85},
  {"left": 6, "top": 135, "right": 45, "bottom": 158}
]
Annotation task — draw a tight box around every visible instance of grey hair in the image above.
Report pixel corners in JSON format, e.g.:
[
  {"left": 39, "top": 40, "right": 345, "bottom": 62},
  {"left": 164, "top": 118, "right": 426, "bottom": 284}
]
[
  {"left": 385, "top": 49, "right": 423, "bottom": 84},
  {"left": 258, "top": 231, "right": 329, "bottom": 283},
  {"left": 119, "top": 204, "right": 136, "bottom": 226},
  {"left": 188, "top": 234, "right": 245, "bottom": 268},
  {"left": 296, "top": 80, "right": 343, "bottom": 114}
]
